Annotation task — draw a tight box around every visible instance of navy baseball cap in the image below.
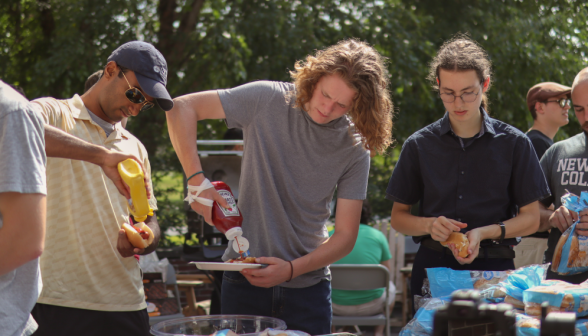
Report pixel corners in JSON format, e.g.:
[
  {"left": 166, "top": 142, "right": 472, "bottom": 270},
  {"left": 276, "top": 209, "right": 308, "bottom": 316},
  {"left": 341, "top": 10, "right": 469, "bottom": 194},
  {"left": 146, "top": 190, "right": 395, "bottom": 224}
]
[{"left": 107, "top": 41, "right": 173, "bottom": 111}]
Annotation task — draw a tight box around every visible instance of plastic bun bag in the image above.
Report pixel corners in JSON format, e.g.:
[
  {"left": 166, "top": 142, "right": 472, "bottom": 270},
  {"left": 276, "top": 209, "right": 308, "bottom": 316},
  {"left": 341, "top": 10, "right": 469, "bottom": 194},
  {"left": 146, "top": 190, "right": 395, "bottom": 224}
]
[
  {"left": 516, "top": 313, "right": 540, "bottom": 336},
  {"left": 552, "top": 191, "right": 588, "bottom": 275},
  {"left": 426, "top": 267, "right": 510, "bottom": 300},
  {"left": 499, "top": 264, "right": 549, "bottom": 309},
  {"left": 578, "top": 319, "right": 588, "bottom": 336},
  {"left": 399, "top": 296, "right": 451, "bottom": 336},
  {"left": 523, "top": 280, "right": 588, "bottom": 317}
]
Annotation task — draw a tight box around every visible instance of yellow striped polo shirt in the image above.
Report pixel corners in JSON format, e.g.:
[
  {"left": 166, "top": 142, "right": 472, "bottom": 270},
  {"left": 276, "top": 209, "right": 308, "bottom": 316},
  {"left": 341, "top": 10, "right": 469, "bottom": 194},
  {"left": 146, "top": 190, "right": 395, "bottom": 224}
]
[{"left": 31, "top": 94, "right": 157, "bottom": 311}]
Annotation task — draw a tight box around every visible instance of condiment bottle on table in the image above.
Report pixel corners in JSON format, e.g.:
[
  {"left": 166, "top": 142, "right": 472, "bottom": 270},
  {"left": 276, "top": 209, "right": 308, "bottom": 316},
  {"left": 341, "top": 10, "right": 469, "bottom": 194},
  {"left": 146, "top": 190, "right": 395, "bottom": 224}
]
[{"left": 210, "top": 181, "right": 250, "bottom": 258}]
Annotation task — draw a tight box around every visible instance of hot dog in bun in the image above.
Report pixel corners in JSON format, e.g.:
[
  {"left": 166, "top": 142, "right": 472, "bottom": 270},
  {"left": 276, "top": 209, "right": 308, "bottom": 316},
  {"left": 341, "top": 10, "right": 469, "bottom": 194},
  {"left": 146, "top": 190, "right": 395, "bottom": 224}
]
[
  {"left": 122, "top": 222, "right": 154, "bottom": 249},
  {"left": 441, "top": 232, "right": 470, "bottom": 258}
]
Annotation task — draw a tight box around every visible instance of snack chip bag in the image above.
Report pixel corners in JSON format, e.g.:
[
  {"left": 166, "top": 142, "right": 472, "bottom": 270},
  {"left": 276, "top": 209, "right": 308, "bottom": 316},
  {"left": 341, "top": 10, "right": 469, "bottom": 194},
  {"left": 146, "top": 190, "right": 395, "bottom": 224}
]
[{"left": 552, "top": 191, "right": 588, "bottom": 275}]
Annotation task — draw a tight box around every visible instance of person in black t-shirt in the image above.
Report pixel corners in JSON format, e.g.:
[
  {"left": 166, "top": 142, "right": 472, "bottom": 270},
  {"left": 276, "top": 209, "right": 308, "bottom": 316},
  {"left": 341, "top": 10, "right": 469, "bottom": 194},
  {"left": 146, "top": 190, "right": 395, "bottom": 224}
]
[
  {"left": 513, "top": 82, "right": 571, "bottom": 268},
  {"left": 526, "top": 82, "right": 571, "bottom": 159}
]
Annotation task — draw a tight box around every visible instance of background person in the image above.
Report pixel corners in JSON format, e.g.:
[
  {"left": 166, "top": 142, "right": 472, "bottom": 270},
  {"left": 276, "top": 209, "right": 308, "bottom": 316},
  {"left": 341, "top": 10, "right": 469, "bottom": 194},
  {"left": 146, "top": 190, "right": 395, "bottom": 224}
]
[
  {"left": 330, "top": 200, "right": 394, "bottom": 336},
  {"left": 535, "top": 67, "right": 588, "bottom": 283},
  {"left": 386, "top": 35, "right": 550, "bottom": 310},
  {"left": 167, "top": 39, "right": 393, "bottom": 334},
  {"left": 514, "top": 82, "right": 571, "bottom": 268},
  {"left": 30, "top": 41, "right": 172, "bottom": 336},
  {"left": 84, "top": 70, "right": 103, "bottom": 92}
]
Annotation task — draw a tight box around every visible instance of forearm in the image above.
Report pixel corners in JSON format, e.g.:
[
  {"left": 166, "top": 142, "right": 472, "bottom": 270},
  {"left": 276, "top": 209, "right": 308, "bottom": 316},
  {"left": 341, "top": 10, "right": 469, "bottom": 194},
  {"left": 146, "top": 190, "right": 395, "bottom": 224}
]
[
  {"left": 477, "top": 202, "right": 540, "bottom": 240},
  {"left": 141, "top": 214, "right": 160, "bottom": 255},
  {"left": 538, "top": 204, "right": 555, "bottom": 232},
  {"left": 45, "top": 124, "right": 108, "bottom": 165},
  {"left": 165, "top": 98, "right": 204, "bottom": 183},
  {"left": 390, "top": 205, "right": 433, "bottom": 236},
  {"left": 291, "top": 230, "right": 357, "bottom": 278},
  {"left": 0, "top": 194, "right": 46, "bottom": 276}
]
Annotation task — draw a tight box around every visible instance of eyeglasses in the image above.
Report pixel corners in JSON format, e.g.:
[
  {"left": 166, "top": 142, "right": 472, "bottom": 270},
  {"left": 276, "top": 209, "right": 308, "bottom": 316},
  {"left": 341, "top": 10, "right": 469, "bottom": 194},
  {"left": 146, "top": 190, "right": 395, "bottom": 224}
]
[
  {"left": 439, "top": 82, "right": 483, "bottom": 104},
  {"left": 120, "top": 69, "right": 155, "bottom": 113},
  {"left": 543, "top": 98, "right": 571, "bottom": 108}
]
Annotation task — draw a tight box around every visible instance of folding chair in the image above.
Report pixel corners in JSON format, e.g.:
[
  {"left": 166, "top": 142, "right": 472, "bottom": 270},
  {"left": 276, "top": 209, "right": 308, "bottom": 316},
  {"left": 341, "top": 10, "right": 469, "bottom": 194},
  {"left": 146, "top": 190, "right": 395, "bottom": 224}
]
[{"left": 331, "top": 264, "right": 391, "bottom": 336}]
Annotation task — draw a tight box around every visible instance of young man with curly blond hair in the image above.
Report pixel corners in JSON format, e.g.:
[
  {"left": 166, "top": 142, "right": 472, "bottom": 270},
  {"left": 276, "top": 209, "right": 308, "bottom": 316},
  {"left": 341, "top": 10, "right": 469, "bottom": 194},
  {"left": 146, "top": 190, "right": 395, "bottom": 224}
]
[{"left": 167, "top": 39, "right": 393, "bottom": 334}]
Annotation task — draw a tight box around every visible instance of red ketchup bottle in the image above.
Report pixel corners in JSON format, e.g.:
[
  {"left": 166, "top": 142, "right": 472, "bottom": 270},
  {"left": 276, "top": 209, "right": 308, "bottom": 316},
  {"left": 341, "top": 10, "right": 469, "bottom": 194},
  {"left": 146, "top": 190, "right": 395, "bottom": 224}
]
[{"left": 210, "top": 181, "right": 249, "bottom": 255}]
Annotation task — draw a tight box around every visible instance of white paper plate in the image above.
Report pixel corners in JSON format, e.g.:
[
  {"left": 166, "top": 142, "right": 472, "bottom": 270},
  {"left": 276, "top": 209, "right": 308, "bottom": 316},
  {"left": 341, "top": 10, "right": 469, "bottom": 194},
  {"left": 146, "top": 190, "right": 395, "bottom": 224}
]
[{"left": 190, "top": 261, "right": 264, "bottom": 271}]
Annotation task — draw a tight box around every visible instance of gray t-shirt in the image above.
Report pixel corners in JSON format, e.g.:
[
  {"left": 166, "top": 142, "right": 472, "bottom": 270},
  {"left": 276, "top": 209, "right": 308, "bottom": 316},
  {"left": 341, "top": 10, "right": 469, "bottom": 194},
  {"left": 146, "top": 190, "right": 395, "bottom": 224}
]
[
  {"left": 0, "top": 81, "right": 46, "bottom": 336},
  {"left": 218, "top": 81, "right": 370, "bottom": 288},
  {"left": 541, "top": 132, "right": 588, "bottom": 282},
  {"left": 86, "top": 107, "right": 116, "bottom": 137}
]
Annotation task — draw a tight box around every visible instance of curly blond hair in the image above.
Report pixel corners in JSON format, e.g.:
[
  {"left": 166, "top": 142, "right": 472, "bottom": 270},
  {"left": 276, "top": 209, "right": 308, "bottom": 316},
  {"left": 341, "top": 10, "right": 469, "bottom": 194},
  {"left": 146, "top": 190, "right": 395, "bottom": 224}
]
[{"left": 289, "top": 39, "right": 394, "bottom": 154}]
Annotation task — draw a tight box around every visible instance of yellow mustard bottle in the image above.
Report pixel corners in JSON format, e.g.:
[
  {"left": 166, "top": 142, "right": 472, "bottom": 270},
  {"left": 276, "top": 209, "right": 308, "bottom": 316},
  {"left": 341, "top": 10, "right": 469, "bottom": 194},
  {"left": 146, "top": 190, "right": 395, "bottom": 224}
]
[{"left": 118, "top": 159, "right": 153, "bottom": 222}]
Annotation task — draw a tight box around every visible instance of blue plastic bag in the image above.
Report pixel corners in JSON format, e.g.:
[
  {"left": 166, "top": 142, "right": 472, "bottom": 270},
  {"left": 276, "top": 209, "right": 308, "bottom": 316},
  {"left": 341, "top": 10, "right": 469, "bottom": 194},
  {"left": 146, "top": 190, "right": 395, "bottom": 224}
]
[
  {"left": 515, "top": 314, "right": 540, "bottom": 336},
  {"left": 578, "top": 319, "right": 588, "bottom": 336},
  {"left": 426, "top": 268, "right": 509, "bottom": 299},
  {"left": 553, "top": 191, "right": 588, "bottom": 275},
  {"left": 501, "top": 265, "right": 548, "bottom": 302},
  {"left": 399, "top": 296, "right": 451, "bottom": 336}
]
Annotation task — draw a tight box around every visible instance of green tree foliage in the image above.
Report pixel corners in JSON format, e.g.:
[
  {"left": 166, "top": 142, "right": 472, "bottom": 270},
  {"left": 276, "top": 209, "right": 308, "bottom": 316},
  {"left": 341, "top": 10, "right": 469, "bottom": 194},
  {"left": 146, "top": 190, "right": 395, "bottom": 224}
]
[{"left": 1, "top": 0, "right": 587, "bottom": 234}]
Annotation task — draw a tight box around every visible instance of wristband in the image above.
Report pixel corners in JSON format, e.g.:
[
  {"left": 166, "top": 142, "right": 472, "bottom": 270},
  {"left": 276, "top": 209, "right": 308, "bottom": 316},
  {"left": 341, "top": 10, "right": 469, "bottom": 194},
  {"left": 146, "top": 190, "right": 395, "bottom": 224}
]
[
  {"left": 497, "top": 222, "right": 506, "bottom": 244},
  {"left": 184, "top": 178, "right": 214, "bottom": 207},
  {"left": 186, "top": 171, "right": 204, "bottom": 182},
  {"left": 286, "top": 261, "right": 294, "bottom": 282}
]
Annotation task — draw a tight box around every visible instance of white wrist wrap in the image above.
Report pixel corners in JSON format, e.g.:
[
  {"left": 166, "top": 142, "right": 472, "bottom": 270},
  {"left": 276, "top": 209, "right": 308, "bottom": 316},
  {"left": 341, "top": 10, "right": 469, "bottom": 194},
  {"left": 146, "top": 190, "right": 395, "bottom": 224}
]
[{"left": 184, "top": 178, "right": 215, "bottom": 207}]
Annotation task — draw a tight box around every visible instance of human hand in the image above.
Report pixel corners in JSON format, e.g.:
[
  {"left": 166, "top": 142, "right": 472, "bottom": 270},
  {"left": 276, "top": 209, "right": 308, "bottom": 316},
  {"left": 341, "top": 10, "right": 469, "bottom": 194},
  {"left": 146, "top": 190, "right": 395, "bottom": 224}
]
[
  {"left": 240, "top": 257, "right": 293, "bottom": 288},
  {"left": 99, "top": 151, "right": 151, "bottom": 200},
  {"left": 117, "top": 228, "right": 145, "bottom": 257},
  {"left": 188, "top": 187, "right": 229, "bottom": 225},
  {"left": 549, "top": 206, "right": 578, "bottom": 233},
  {"left": 449, "top": 228, "right": 482, "bottom": 265},
  {"left": 428, "top": 216, "right": 467, "bottom": 242},
  {"left": 576, "top": 209, "right": 588, "bottom": 236}
]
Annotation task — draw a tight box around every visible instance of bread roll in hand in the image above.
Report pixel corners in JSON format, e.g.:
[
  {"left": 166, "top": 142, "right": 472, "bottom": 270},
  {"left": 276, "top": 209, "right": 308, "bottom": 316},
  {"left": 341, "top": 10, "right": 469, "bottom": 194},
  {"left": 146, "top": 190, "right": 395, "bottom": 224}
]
[
  {"left": 441, "top": 232, "right": 470, "bottom": 258},
  {"left": 122, "top": 222, "right": 154, "bottom": 249}
]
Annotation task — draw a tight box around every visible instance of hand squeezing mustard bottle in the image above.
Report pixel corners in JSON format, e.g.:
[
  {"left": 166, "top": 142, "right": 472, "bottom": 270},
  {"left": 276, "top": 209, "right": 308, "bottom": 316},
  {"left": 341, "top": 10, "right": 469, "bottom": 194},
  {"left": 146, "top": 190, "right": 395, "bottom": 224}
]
[{"left": 118, "top": 159, "right": 154, "bottom": 248}]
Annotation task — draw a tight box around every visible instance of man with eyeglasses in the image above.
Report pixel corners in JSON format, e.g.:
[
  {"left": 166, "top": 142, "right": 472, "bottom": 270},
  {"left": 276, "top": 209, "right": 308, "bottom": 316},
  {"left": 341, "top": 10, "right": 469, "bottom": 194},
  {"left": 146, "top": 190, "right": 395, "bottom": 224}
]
[
  {"left": 29, "top": 41, "right": 173, "bottom": 336},
  {"left": 536, "top": 69, "right": 588, "bottom": 284},
  {"left": 513, "top": 82, "right": 571, "bottom": 268},
  {"left": 526, "top": 82, "right": 572, "bottom": 159}
]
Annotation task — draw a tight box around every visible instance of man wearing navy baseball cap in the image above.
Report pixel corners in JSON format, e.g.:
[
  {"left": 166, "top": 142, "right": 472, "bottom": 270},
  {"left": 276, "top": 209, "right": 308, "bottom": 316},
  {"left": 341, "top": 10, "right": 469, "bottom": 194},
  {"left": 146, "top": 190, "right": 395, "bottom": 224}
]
[{"left": 30, "top": 41, "right": 167, "bottom": 336}]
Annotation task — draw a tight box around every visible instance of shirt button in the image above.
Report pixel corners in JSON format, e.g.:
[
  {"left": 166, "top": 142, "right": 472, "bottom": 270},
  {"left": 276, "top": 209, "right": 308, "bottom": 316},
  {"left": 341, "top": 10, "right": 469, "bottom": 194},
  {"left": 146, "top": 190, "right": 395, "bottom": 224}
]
[
  {"left": 458, "top": 195, "right": 463, "bottom": 199},
  {"left": 461, "top": 171, "right": 465, "bottom": 175}
]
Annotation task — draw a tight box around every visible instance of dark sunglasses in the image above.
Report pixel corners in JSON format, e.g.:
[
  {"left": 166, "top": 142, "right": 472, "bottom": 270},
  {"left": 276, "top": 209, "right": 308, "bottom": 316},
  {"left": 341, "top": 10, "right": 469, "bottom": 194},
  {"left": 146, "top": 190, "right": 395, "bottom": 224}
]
[
  {"left": 543, "top": 98, "right": 571, "bottom": 108},
  {"left": 120, "top": 70, "right": 155, "bottom": 113}
]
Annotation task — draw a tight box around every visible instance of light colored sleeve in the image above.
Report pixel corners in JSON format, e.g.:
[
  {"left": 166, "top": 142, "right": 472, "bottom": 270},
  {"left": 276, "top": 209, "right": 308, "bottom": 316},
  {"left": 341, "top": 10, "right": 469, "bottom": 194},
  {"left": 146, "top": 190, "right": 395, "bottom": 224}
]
[
  {"left": 31, "top": 98, "right": 76, "bottom": 132},
  {"left": 142, "top": 148, "right": 158, "bottom": 211}
]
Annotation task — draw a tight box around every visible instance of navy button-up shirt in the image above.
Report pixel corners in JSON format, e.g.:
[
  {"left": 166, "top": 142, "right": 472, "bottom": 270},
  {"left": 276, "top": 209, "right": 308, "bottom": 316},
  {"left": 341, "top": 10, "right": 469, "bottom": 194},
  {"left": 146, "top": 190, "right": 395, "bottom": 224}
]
[{"left": 386, "top": 110, "right": 551, "bottom": 245}]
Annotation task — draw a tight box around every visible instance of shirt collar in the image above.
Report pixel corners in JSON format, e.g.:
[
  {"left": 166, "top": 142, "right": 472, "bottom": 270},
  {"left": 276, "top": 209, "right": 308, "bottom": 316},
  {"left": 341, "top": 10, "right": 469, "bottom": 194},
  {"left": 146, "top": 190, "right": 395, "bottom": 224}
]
[
  {"left": 69, "top": 94, "right": 91, "bottom": 121},
  {"left": 439, "top": 108, "right": 496, "bottom": 137},
  {"left": 69, "top": 94, "right": 124, "bottom": 141}
]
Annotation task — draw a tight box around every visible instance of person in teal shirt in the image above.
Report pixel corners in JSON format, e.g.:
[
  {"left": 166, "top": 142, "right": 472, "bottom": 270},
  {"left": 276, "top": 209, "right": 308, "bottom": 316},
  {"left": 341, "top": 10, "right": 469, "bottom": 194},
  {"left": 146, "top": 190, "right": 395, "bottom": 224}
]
[{"left": 329, "top": 201, "right": 395, "bottom": 336}]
